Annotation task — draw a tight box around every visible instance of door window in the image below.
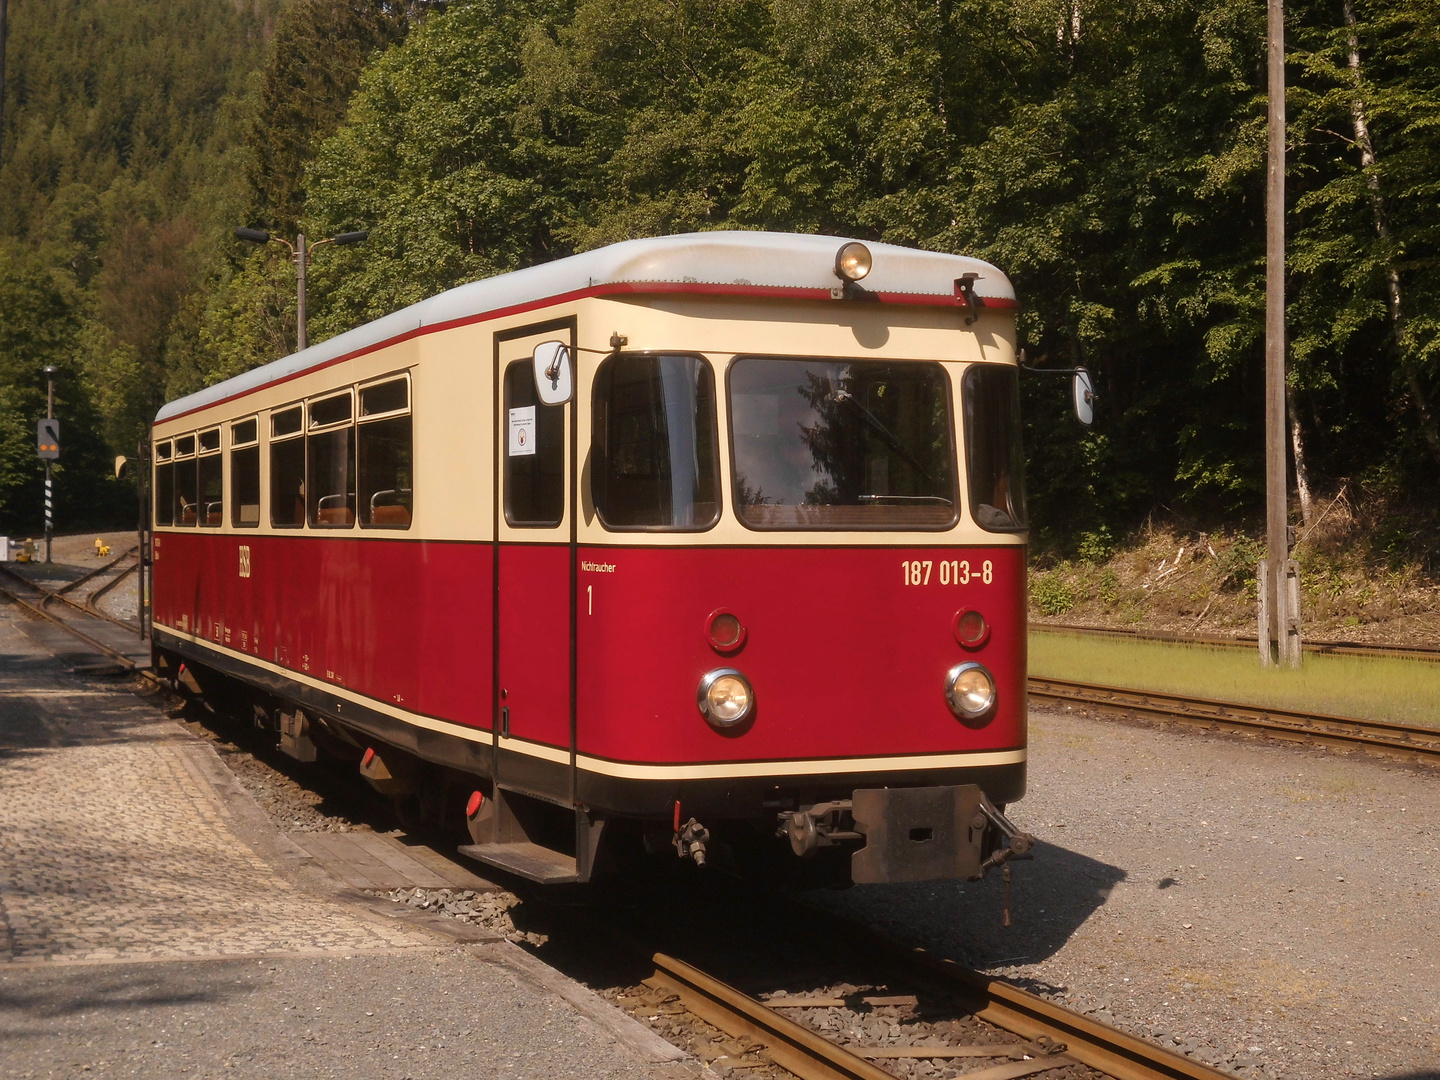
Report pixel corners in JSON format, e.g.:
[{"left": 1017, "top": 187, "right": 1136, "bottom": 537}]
[{"left": 504, "top": 362, "right": 564, "bottom": 527}]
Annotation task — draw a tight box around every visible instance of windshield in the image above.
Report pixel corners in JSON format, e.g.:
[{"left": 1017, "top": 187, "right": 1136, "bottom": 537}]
[
  {"left": 728, "top": 357, "right": 957, "bottom": 530},
  {"left": 592, "top": 353, "right": 720, "bottom": 530},
  {"left": 962, "top": 363, "right": 1027, "bottom": 532}
]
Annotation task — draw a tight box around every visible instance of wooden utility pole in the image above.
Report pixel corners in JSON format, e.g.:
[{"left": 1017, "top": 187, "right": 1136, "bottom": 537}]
[
  {"left": 1, "top": 0, "right": 9, "bottom": 167},
  {"left": 1260, "top": 0, "right": 1301, "bottom": 668}
]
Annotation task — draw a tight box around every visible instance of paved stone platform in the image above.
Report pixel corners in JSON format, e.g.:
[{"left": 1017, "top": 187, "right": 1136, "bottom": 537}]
[{"left": 0, "top": 616, "right": 693, "bottom": 1079}]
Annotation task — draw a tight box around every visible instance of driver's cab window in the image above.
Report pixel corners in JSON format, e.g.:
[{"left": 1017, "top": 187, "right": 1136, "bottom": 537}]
[{"left": 504, "top": 362, "right": 564, "bottom": 527}]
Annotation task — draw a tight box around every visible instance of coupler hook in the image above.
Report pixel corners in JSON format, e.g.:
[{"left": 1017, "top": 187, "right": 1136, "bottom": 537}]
[{"left": 674, "top": 817, "right": 711, "bottom": 867}]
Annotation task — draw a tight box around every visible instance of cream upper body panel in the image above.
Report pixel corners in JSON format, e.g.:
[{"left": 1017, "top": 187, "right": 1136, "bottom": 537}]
[{"left": 152, "top": 232, "right": 1022, "bottom": 547}]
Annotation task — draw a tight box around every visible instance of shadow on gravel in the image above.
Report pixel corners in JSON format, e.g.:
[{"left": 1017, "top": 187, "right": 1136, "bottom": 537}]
[
  {"left": 811, "top": 838, "right": 1126, "bottom": 977},
  {"left": 1379, "top": 1073, "right": 1440, "bottom": 1080},
  {"left": 0, "top": 967, "right": 226, "bottom": 1021}
]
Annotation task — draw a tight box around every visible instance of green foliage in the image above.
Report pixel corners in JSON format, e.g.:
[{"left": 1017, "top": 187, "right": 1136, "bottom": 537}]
[
  {"left": 1030, "top": 571, "right": 1077, "bottom": 617},
  {"left": 6, "top": 0, "right": 1440, "bottom": 545},
  {"left": 244, "top": 1, "right": 429, "bottom": 235},
  {"left": 1076, "top": 527, "right": 1118, "bottom": 565}
]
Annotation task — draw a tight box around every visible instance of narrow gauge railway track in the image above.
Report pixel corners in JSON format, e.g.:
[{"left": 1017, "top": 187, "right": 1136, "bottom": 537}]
[
  {"left": 84, "top": 554, "right": 140, "bottom": 619},
  {"left": 1033, "top": 621, "right": 1440, "bottom": 664},
  {"left": 634, "top": 944, "right": 1230, "bottom": 1080},
  {"left": 1028, "top": 675, "right": 1440, "bottom": 765},
  {"left": 0, "top": 556, "right": 142, "bottom": 670}
]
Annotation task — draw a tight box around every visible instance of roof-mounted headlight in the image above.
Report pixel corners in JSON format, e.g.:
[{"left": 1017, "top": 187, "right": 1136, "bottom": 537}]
[{"left": 834, "top": 242, "right": 872, "bottom": 283}]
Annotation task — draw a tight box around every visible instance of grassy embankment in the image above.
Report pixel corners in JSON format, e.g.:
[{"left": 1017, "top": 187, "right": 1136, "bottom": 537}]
[{"left": 1030, "top": 629, "right": 1440, "bottom": 727}]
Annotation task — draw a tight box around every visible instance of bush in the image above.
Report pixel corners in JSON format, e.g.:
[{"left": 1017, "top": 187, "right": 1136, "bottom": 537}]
[
  {"left": 1076, "top": 526, "right": 1117, "bottom": 564},
  {"left": 1031, "top": 572, "right": 1076, "bottom": 616}
]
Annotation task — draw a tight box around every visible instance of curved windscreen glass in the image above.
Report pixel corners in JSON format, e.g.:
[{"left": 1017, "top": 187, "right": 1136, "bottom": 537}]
[
  {"left": 961, "top": 364, "right": 1027, "bottom": 532},
  {"left": 728, "top": 357, "right": 957, "bottom": 529}
]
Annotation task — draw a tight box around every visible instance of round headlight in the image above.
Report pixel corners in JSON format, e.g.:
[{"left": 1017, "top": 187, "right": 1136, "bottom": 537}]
[
  {"left": 697, "top": 668, "right": 754, "bottom": 729},
  {"left": 834, "top": 242, "right": 872, "bottom": 282},
  {"left": 945, "top": 662, "right": 996, "bottom": 725}
]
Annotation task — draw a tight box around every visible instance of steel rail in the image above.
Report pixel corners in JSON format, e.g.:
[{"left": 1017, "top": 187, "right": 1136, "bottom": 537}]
[
  {"left": 0, "top": 557, "right": 138, "bottom": 632},
  {"left": 0, "top": 571, "right": 137, "bottom": 670},
  {"left": 85, "top": 559, "right": 139, "bottom": 620},
  {"left": 55, "top": 544, "right": 139, "bottom": 596},
  {"left": 644, "top": 945, "right": 1232, "bottom": 1080},
  {"left": 1033, "top": 621, "right": 1440, "bottom": 664},
  {"left": 1028, "top": 676, "right": 1440, "bottom": 764}
]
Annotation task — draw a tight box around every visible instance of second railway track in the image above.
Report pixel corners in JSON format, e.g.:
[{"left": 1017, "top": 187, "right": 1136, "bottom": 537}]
[
  {"left": 0, "top": 554, "right": 144, "bottom": 670},
  {"left": 1028, "top": 675, "right": 1440, "bottom": 765}
]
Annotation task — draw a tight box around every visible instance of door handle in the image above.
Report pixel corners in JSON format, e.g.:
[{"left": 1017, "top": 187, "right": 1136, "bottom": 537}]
[{"left": 500, "top": 705, "right": 510, "bottom": 738}]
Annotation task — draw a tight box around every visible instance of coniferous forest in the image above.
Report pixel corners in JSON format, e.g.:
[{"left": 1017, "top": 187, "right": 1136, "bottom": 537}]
[{"left": 0, "top": 0, "right": 1436, "bottom": 569}]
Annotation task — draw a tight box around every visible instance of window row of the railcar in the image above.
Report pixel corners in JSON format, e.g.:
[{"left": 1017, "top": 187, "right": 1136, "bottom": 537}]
[{"left": 153, "top": 374, "right": 413, "bottom": 531}]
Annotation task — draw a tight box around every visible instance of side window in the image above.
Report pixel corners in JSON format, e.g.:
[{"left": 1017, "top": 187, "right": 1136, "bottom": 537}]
[
  {"left": 503, "top": 362, "right": 563, "bottom": 527},
  {"left": 231, "top": 418, "right": 260, "bottom": 527},
  {"left": 592, "top": 353, "right": 719, "bottom": 530},
  {"left": 358, "top": 376, "right": 413, "bottom": 528},
  {"left": 961, "top": 365, "right": 1028, "bottom": 532},
  {"left": 198, "top": 429, "right": 222, "bottom": 527},
  {"left": 270, "top": 406, "right": 305, "bottom": 528},
  {"left": 173, "top": 434, "right": 198, "bottom": 526},
  {"left": 308, "top": 391, "right": 355, "bottom": 527},
  {"left": 154, "top": 441, "right": 174, "bottom": 527}
]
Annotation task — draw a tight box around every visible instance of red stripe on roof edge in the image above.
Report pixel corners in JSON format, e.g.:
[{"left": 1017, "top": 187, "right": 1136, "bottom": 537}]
[{"left": 155, "top": 280, "right": 1020, "bottom": 426}]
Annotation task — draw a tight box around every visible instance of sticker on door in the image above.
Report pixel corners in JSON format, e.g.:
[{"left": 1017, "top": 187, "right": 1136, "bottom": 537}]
[{"left": 508, "top": 406, "right": 536, "bottom": 456}]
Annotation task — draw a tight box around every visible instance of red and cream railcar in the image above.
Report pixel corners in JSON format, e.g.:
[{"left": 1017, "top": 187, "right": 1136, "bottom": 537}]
[{"left": 150, "top": 232, "right": 1034, "bottom": 885}]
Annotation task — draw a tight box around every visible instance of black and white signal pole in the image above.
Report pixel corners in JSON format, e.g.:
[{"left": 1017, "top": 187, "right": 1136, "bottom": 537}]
[
  {"left": 42, "top": 365, "right": 58, "bottom": 564},
  {"left": 234, "top": 228, "right": 368, "bottom": 353}
]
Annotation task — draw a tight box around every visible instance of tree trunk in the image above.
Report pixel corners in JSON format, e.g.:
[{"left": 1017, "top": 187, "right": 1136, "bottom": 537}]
[
  {"left": 1286, "top": 381, "right": 1314, "bottom": 526},
  {"left": 0, "top": 0, "right": 9, "bottom": 168},
  {"left": 1343, "top": 0, "right": 1440, "bottom": 468}
]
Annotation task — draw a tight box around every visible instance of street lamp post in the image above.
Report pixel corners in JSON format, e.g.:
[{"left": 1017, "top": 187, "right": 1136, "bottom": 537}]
[
  {"left": 43, "top": 365, "right": 57, "bottom": 564},
  {"left": 234, "top": 228, "right": 368, "bottom": 353}
]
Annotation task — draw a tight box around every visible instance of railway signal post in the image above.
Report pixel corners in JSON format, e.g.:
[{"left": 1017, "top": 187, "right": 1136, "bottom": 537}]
[{"left": 38, "top": 366, "right": 60, "bottom": 563}]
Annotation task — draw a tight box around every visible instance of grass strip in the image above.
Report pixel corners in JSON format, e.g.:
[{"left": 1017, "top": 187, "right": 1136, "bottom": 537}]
[{"left": 1029, "top": 630, "right": 1440, "bottom": 728}]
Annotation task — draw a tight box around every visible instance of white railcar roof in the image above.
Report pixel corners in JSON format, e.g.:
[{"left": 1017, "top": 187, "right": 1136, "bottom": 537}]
[{"left": 156, "top": 231, "right": 1013, "bottom": 423}]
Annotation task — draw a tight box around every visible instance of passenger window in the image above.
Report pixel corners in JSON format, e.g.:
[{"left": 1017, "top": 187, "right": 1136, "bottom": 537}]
[
  {"left": 504, "top": 362, "right": 563, "bottom": 527},
  {"left": 592, "top": 353, "right": 719, "bottom": 530},
  {"left": 173, "top": 436, "right": 198, "bottom": 527},
  {"left": 308, "top": 392, "right": 354, "bottom": 527},
  {"left": 358, "top": 377, "right": 412, "bottom": 529},
  {"left": 270, "top": 406, "right": 305, "bottom": 528},
  {"left": 231, "top": 418, "right": 260, "bottom": 527},
  {"left": 154, "top": 441, "right": 174, "bottom": 527},
  {"left": 198, "top": 453, "right": 223, "bottom": 526}
]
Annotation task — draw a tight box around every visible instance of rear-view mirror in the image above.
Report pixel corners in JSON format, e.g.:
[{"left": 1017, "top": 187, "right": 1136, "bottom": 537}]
[
  {"left": 1073, "top": 368, "right": 1096, "bottom": 426},
  {"left": 533, "top": 341, "right": 573, "bottom": 406}
]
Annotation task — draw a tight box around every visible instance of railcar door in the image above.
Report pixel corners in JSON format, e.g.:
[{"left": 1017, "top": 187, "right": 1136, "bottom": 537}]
[{"left": 493, "top": 320, "right": 577, "bottom": 805}]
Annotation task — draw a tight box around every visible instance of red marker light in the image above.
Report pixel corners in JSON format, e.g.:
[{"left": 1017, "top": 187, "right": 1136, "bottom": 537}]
[
  {"left": 466, "top": 790, "right": 484, "bottom": 819},
  {"left": 953, "top": 609, "right": 990, "bottom": 649},
  {"left": 361, "top": 747, "right": 375, "bottom": 769},
  {"left": 706, "top": 610, "right": 746, "bottom": 652}
]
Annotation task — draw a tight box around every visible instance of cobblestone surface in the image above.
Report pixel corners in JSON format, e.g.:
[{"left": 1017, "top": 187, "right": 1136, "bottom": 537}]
[
  {"left": 0, "top": 652, "right": 431, "bottom": 964},
  {"left": 0, "top": 615, "right": 692, "bottom": 1079}
]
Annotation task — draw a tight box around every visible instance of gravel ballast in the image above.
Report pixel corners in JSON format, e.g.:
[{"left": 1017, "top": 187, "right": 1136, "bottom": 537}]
[{"left": 817, "top": 707, "right": 1440, "bottom": 1080}]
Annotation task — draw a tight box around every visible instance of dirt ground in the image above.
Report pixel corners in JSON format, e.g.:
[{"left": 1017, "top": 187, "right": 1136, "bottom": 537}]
[{"left": 1028, "top": 518, "right": 1440, "bottom": 649}]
